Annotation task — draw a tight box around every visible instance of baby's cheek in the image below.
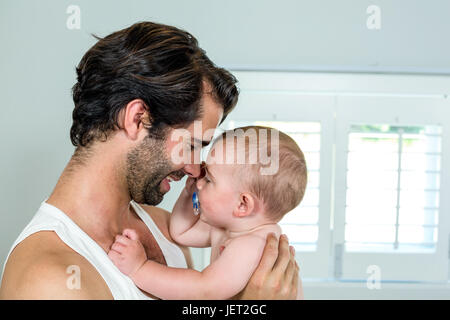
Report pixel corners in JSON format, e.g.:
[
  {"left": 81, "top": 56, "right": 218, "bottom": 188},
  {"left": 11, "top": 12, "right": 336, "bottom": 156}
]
[
  {"left": 200, "top": 188, "right": 228, "bottom": 217},
  {"left": 200, "top": 197, "right": 213, "bottom": 214},
  {"left": 198, "top": 194, "right": 216, "bottom": 219},
  {"left": 198, "top": 190, "right": 209, "bottom": 209}
]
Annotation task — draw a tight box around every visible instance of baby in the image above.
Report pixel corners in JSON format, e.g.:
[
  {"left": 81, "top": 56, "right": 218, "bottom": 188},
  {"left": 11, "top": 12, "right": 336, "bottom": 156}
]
[{"left": 108, "top": 126, "right": 307, "bottom": 299}]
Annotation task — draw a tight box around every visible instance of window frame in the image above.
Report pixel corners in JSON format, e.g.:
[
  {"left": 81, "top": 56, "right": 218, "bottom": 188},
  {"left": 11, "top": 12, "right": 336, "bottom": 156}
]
[{"left": 333, "top": 95, "right": 450, "bottom": 282}]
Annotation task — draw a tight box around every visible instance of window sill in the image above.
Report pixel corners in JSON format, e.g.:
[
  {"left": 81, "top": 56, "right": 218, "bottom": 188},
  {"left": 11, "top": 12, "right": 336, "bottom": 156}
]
[{"left": 302, "top": 279, "right": 450, "bottom": 299}]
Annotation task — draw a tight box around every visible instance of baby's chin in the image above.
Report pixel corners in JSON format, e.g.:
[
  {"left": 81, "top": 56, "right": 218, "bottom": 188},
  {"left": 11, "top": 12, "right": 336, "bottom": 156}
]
[
  {"left": 199, "top": 213, "right": 208, "bottom": 223},
  {"left": 199, "top": 213, "right": 222, "bottom": 228}
]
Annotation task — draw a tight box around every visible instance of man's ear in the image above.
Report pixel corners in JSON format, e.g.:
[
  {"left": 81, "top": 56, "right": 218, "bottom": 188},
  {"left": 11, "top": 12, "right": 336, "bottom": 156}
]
[
  {"left": 118, "top": 99, "right": 150, "bottom": 140},
  {"left": 233, "top": 193, "right": 257, "bottom": 218}
]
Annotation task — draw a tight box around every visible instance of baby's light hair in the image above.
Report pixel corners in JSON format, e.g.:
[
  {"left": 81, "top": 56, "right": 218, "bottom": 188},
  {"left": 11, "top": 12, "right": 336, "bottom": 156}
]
[{"left": 211, "top": 126, "right": 307, "bottom": 221}]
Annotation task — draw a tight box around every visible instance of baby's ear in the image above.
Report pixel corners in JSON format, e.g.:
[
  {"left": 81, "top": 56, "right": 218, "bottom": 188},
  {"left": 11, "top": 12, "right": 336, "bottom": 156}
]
[{"left": 233, "top": 193, "right": 257, "bottom": 218}]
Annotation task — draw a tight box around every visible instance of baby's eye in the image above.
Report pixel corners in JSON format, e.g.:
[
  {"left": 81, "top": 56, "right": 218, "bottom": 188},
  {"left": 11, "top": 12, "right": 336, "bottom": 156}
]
[{"left": 204, "top": 176, "right": 211, "bottom": 183}]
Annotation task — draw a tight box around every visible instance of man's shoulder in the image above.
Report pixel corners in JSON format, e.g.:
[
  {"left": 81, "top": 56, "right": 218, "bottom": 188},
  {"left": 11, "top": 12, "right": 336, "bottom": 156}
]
[
  {"left": 0, "top": 231, "right": 112, "bottom": 299},
  {"left": 4, "top": 231, "right": 76, "bottom": 268}
]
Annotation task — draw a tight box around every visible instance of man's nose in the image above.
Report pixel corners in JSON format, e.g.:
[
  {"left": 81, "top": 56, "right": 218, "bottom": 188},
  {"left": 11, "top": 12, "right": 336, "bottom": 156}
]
[{"left": 183, "top": 163, "right": 202, "bottom": 178}]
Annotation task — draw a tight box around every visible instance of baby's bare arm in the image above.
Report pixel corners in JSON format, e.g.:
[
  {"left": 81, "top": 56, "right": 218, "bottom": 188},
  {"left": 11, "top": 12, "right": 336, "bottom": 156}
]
[
  {"left": 169, "top": 177, "right": 211, "bottom": 247},
  {"left": 110, "top": 231, "right": 266, "bottom": 300},
  {"left": 137, "top": 235, "right": 266, "bottom": 299}
]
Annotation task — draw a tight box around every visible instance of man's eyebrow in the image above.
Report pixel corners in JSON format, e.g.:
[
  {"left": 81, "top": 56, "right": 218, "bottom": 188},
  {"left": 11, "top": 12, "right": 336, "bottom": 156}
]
[{"left": 192, "top": 137, "right": 211, "bottom": 148}]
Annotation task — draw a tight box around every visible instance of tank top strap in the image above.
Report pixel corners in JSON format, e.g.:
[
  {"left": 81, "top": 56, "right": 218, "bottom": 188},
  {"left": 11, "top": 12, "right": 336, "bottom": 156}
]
[{"left": 130, "top": 200, "right": 187, "bottom": 269}]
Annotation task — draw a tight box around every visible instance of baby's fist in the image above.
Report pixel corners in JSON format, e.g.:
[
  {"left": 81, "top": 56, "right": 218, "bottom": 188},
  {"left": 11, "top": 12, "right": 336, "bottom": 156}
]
[{"left": 108, "top": 229, "right": 147, "bottom": 277}]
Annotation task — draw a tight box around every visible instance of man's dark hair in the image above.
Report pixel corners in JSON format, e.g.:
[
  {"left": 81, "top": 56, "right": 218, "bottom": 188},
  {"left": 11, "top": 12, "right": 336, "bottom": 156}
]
[{"left": 70, "top": 21, "right": 239, "bottom": 147}]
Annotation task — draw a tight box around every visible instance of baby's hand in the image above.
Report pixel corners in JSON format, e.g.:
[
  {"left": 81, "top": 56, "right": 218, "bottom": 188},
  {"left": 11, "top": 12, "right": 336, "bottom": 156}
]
[
  {"left": 181, "top": 162, "right": 206, "bottom": 197},
  {"left": 108, "top": 229, "right": 147, "bottom": 278},
  {"left": 182, "top": 176, "right": 197, "bottom": 197}
]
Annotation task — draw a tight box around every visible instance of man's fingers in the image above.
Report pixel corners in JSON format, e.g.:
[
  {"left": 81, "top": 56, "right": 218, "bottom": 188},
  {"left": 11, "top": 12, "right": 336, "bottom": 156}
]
[
  {"left": 272, "top": 234, "right": 291, "bottom": 273},
  {"left": 255, "top": 233, "right": 279, "bottom": 274},
  {"left": 283, "top": 246, "right": 296, "bottom": 284},
  {"left": 290, "top": 245, "right": 295, "bottom": 256},
  {"left": 293, "top": 263, "right": 302, "bottom": 299}
]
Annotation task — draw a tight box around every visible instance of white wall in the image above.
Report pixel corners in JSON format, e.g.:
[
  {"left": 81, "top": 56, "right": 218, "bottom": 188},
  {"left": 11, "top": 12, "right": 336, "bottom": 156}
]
[{"left": 1, "top": 0, "right": 449, "bottom": 298}]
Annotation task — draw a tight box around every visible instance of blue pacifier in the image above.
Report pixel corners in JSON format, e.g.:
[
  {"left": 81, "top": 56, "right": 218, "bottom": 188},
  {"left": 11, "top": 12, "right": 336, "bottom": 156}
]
[
  {"left": 192, "top": 191, "right": 201, "bottom": 215},
  {"left": 191, "top": 163, "right": 205, "bottom": 216}
]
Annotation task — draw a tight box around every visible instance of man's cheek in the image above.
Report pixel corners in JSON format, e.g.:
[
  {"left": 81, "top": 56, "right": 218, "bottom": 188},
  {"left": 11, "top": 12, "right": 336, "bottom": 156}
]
[{"left": 166, "top": 132, "right": 189, "bottom": 166}]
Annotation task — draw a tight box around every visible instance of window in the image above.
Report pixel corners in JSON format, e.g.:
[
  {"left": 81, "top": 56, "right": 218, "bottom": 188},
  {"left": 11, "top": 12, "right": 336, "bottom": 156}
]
[
  {"left": 334, "top": 95, "right": 450, "bottom": 282},
  {"left": 344, "top": 124, "right": 442, "bottom": 253}
]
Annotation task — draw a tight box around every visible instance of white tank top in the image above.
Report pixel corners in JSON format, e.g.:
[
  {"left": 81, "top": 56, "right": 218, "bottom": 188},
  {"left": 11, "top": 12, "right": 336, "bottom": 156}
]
[{"left": 1, "top": 200, "right": 187, "bottom": 300}]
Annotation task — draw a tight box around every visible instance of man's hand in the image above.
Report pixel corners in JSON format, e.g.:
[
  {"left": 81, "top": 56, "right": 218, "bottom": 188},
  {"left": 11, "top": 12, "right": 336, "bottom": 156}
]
[
  {"left": 234, "top": 233, "right": 302, "bottom": 300},
  {"left": 108, "top": 229, "right": 148, "bottom": 279}
]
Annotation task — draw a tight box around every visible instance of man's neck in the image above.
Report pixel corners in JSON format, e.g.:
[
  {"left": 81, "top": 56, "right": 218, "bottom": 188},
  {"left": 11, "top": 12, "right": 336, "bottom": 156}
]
[{"left": 46, "top": 150, "right": 131, "bottom": 253}]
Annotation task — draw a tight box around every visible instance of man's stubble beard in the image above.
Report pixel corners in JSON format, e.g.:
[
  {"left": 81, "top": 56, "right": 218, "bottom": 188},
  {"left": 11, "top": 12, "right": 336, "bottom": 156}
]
[{"left": 126, "top": 133, "right": 175, "bottom": 206}]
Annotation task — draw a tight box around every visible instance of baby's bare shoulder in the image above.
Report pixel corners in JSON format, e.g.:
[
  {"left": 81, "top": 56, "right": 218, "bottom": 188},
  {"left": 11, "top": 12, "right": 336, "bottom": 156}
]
[
  {"left": 228, "top": 232, "right": 267, "bottom": 247},
  {"left": 224, "top": 225, "right": 281, "bottom": 251},
  {"left": 249, "top": 224, "right": 282, "bottom": 241}
]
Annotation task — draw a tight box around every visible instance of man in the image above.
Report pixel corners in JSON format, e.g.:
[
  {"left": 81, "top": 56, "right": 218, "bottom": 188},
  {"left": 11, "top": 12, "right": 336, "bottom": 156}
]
[{"left": 0, "top": 21, "right": 300, "bottom": 299}]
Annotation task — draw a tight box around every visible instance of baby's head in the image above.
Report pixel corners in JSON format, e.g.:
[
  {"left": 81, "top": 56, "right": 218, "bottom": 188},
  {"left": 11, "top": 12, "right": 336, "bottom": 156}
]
[{"left": 195, "top": 126, "right": 307, "bottom": 228}]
